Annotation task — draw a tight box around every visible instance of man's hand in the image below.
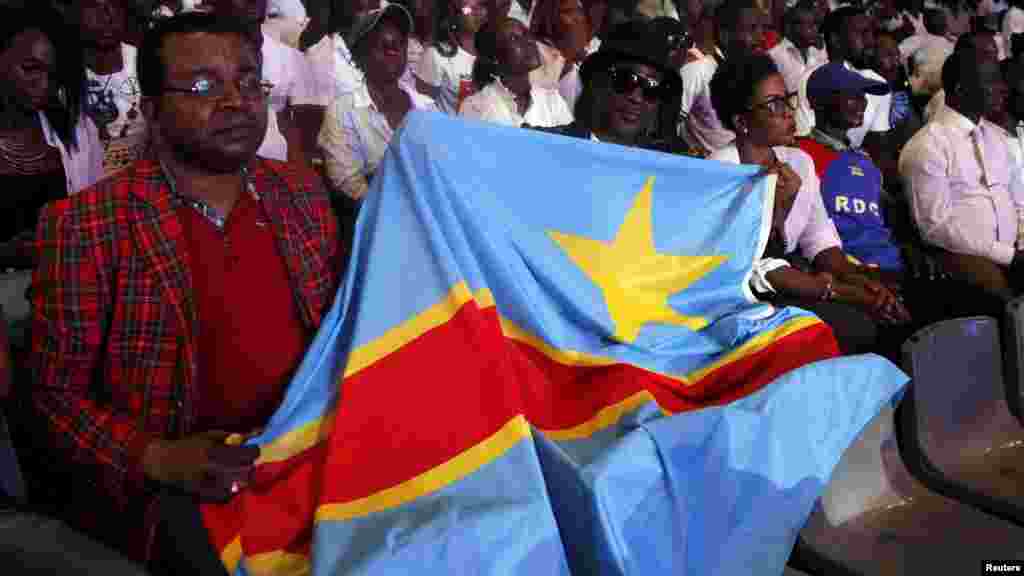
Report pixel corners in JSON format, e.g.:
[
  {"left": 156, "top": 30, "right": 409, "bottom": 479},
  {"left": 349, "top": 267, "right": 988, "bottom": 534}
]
[{"left": 143, "top": 431, "right": 260, "bottom": 502}]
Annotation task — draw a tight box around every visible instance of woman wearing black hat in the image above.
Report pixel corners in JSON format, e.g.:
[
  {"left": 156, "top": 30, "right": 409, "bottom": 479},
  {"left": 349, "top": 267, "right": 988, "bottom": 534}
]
[{"left": 540, "top": 19, "right": 686, "bottom": 153}]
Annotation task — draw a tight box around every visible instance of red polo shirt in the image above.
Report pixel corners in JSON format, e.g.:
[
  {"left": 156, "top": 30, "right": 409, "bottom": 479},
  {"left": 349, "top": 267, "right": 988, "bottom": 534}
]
[{"left": 178, "top": 192, "right": 308, "bottom": 433}]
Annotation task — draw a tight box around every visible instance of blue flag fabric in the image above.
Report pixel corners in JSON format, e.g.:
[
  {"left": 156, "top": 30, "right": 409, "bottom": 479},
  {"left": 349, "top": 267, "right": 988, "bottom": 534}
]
[{"left": 202, "top": 112, "right": 909, "bottom": 576}]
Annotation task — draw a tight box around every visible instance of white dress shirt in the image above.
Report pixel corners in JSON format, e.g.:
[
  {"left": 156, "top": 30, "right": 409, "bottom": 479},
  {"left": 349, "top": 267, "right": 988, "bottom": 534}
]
[
  {"left": 680, "top": 48, "right": 735, "bottom": 152},
  {"left": 767, "top": 38, "right": 827, "bottom": 93},
  {"left": 680, "top": 47, "right": 720, "bottom": 116},
  {"left": 318, "top": 86, "right": 438, "bottom": 199},
  {"left": 306, "top": 33, "right": 364, "bottom": 105},
  {"left": 257, "top": 31, "right": 321, "bottom": 161},
  {"left": 795, "top": 61, "right": 891, "bottom": 148},
  {"left": 459, "top": 80, "right": 573, "bottom": 128},
  {"left": 899, "top": 107, "right": 1021, "bottom": 265}
]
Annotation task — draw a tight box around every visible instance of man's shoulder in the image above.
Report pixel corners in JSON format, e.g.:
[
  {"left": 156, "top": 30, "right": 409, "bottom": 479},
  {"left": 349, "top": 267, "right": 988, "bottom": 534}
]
[
  {"left": 255, "top": 158, "right": 329, "bottom": 200},
  {"left": 900, "top": 119, "right": 950, "bottom": 163},
  {"left": 41, "top": 163, "right": 159, "bottom": 240}
]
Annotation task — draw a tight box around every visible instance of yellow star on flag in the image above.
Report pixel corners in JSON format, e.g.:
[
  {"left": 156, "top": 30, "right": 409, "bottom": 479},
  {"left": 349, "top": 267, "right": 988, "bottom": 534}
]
[{"left": 548, "top": 177, "right": 727, "bottom": 344}]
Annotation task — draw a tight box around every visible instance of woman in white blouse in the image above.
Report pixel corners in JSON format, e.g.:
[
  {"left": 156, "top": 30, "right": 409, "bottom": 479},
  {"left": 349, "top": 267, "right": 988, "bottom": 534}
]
[
  {"left": 415, "top": 0, "right": 489, "bottom": 114},
  {"left": 459, "top": 16, "right": 573, "bottom": 127},
  {"left": 708, "top": 54, "right": 910, "bottom": 354},
  {"left": 319, "top": 4, "right": 438, "bottom": 200}
]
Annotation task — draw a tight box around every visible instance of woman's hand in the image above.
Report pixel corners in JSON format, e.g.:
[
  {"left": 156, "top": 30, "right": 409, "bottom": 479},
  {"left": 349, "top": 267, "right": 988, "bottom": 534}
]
[
  {"left": 760, "top": 160, "right": 801, "bottom": 232},
  {"left": 838, "top": 275, "right": 912, "bottom": 325}
]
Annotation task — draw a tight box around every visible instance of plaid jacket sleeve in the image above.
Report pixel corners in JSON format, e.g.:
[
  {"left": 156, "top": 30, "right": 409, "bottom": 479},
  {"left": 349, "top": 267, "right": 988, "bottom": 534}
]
[{"left": 30, "top": 199, "right": 153, "bottom": 510}]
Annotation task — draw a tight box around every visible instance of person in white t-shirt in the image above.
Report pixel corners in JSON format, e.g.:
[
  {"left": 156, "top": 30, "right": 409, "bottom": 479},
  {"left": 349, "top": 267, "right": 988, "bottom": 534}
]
[
  {"left": 415, "top": 0, "right": 488, "bottom": 114},
  {"left": 794, "top": 6, "right": 891, "bottom": 150},
  {"left": 460, "top": 16, "right": 573, "bottom": 127},
  {"left": 77, "top": 0, "right": 148, "bottom": 176},
  {"left": 213, "top": 0, "right": 325, "bottom": 165}
]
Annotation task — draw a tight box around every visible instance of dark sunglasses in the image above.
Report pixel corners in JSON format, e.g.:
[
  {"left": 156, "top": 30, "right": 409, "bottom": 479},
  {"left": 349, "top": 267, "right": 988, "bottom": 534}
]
[
  {"left": 747, "top": 91, "right": 799, "bottom": 116},
  {"left": 608, "top": 67, "right": 667, "bottom": 102},
  {"left": 666, "top": 32, "right": 693, "bottom": 52}
]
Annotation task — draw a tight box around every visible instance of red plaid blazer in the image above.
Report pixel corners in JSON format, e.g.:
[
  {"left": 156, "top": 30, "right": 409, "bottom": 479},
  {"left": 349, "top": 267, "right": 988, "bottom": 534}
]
[{"left": 30, "top": 157, "right": 342, "bottom": 552}]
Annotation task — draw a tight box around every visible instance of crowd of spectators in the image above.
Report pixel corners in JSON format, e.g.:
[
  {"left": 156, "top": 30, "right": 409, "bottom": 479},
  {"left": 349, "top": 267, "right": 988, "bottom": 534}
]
[{"left": 1, "top": 0, "right": 1023, "bottom": 572}]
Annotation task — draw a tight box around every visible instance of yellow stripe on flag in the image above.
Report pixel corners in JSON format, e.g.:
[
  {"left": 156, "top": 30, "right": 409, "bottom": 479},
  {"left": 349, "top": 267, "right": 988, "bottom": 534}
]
[
  {"left": 343, "top": 283, "right": 497, "bottom": 378},
  {"left": 315, "top": 415, "right": 531, "bottom": 523},
  {"left": 537, "top": 390, "right": 660, "bottom": 441},
  {"left": 498, "top": 316, "right": 618, "bottom": 368},
  {"left": 683, "top": 315, "right": 822, "bottom": 383},
  {"left": 256, "top": 410, "right": 335, "bottom": 465},
  {"left": 221, "top": 536, "right": 242, "bottom": 574},
  {"left": 244, "top": 551, "right": 312, "bottom": 576}
]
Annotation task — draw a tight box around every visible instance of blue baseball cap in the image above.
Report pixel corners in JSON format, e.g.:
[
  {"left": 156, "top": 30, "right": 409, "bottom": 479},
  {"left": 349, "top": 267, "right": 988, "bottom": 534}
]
[{"left": 806, "top": 63, "right": 891, "bottom": 107}]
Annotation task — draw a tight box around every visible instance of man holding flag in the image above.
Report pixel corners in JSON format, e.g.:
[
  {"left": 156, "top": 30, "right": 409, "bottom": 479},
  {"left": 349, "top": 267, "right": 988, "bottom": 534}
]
[
  {"left": 31, "top": 13, "right": 908, "bottom": 576},
  {"left": 196, "top": 22, "right": 908, "bottom": 576},
  {"left": 29, "top": 12, "right": 343, "bottom": 572}
]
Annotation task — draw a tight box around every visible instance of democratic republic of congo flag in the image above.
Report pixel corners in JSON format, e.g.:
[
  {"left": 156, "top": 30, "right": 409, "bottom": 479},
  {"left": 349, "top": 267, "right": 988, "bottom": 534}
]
[{"left": 200, "top": 112, "right": 908, "bottom": 575}]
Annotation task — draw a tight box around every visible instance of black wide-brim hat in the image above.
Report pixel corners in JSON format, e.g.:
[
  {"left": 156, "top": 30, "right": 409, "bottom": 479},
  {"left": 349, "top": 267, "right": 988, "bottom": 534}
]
[{"left": 579, "top": 20, "right": 683, "bottom": 102}]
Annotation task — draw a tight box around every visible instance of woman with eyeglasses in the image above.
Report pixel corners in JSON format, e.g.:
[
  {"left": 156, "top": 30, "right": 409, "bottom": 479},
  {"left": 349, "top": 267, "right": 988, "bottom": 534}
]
[
  {"left": 319, "top": 4, "right": 437, "bottom": 201},
  {"left": 0, "top": 6, "right": 103, "bottom": 269},
  {"left": 709, "top": 54, "right": 912, "bottom": 356},
  {"left": 459, "top": 16, "right": 572, "bottom": 127},
  {"left": 539, "top": 19, "right": 684, "bottom": 154}
]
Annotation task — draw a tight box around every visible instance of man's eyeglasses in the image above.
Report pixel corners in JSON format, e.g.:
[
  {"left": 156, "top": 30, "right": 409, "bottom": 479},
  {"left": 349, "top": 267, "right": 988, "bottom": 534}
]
[
  {"left": 608, "top": 67, "right": 666, "bottom": 103},
  {"left": 747, "top": 92, "right": 798, "bottom": 116},
  {"left": 162, "top": 76, "right": 274, "bottom": 100}
]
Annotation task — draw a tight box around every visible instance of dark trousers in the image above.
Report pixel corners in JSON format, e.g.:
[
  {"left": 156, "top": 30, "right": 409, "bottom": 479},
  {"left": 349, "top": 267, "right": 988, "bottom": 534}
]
[
  {"left": 0, "top": 509, "right": 150, "bottom": 575},
  {"left": 776, "top": 276, "right": 1007, "bottom": 363},
  {"left": 148, "top": 491, "right": 228, "bottom": 576}
]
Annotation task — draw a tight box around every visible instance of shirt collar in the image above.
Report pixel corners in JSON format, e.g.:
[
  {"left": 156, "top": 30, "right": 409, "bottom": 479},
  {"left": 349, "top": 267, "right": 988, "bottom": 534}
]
[
  {"left": 936, "top": 105, "right": 979, "bottom": 134},
  {"left": 491, "top": 79, "right": 533, "bottom": 113},
  {"left": 352, "top": 84, "right": 435, "bottom": 112}
]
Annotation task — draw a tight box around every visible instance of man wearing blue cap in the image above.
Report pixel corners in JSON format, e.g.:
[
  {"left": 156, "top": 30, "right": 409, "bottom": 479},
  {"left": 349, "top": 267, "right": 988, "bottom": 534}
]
[
  {"left": 802, "top": 61, "right": 1008, "bottom": 326},
  {"left": 799, "top": 62, "right": 901, "bottom": 273}
]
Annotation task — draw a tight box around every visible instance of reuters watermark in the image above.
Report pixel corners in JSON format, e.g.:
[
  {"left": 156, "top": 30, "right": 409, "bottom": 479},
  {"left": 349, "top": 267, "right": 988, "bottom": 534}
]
[{"left": 984, "top": 561, "right": 1024, "bottom": 573}]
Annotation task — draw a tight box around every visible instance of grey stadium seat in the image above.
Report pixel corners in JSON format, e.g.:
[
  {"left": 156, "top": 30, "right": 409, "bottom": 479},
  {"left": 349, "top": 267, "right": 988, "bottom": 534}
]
[
  {"left": 796, "top": 404, "right": 1024, "bottom": 575},
  {"left": 900, "top": 316, "right": 1024, "bottom": 524}
]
